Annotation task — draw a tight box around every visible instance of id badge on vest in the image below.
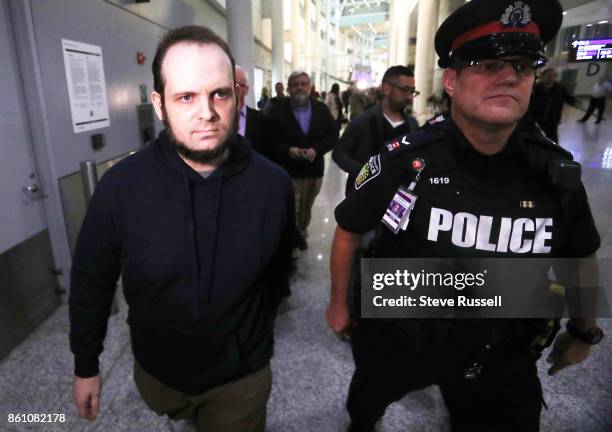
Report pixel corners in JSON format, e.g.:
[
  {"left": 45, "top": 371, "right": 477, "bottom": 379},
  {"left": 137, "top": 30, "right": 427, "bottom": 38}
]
[
  {"left": 382, "top": 158, "right": 425, "bottom": 234},
  {"left": 382, "top": 187, "right": 418, "bottom": 234}
]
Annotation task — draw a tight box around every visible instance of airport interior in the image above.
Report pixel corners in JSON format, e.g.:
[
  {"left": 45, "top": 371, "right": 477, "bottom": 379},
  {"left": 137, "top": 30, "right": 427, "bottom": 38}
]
[{"left": 0, "top": 0, "right": 611, "bottom": 431}]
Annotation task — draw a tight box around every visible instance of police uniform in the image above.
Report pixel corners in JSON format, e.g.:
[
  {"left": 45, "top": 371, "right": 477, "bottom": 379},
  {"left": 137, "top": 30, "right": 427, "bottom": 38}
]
[{"left": 334, "top": 1, "right": 600, "bottom": 431}]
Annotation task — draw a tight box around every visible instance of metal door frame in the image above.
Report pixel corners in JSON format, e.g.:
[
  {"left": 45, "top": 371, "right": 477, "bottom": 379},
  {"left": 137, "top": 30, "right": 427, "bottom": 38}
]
[{"left": 8, "top": 0, "right": 73, "bottom": 293}]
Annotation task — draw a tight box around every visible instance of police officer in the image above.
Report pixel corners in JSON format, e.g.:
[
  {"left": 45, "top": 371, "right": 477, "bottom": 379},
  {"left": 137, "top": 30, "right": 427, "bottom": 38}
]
[{"left": 326, "top": 1, "right": 604, "bottom": 431}]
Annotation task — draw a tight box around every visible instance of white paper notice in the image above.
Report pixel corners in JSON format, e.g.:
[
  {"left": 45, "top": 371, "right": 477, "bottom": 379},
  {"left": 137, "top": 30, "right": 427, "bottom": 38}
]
[{"left": 61, "top": 39, "right": 110, "bottom": 133}]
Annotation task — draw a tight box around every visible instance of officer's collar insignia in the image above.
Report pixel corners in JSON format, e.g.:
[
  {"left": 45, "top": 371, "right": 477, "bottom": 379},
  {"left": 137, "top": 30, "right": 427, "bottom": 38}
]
[
  {"left": 411, "top": 158, "right": 425, "bottom": 172},
  {"left": 520, "top": 200, "right": 535, "bottom": 208},
  {"left": 500, "top": 1, "right": 532, "bottom": 27}
]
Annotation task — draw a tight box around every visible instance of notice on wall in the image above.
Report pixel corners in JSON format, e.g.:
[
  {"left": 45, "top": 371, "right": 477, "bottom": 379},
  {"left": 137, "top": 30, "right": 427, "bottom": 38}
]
[{"left": 61, "top": 39, "right": 110, "bottom": 133}]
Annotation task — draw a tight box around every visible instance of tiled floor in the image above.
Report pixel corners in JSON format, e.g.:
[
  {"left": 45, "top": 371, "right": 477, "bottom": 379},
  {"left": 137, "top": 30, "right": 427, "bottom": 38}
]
[{"left": 0, "top": 104, "right": 611, "bottom": 432}]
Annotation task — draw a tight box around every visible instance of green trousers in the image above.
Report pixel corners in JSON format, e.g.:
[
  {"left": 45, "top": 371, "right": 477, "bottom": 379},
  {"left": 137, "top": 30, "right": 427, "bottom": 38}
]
[{"left": 133, "top": 361, "right": 271, "bottom": 432}]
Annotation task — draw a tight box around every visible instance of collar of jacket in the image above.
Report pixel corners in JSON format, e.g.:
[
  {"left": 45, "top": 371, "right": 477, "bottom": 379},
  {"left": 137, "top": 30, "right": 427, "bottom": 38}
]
[
  {"left": 444, "top": 117, "right": 526, "bottom": 165},
  {"left": 153, "top": 129, "right": 251, "bottom": 182}
]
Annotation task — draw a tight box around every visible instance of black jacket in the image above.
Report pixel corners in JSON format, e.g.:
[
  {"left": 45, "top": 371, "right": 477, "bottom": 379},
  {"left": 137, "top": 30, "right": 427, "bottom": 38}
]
[
  {"left": 332, "top": 104, "right": 418, "bottom": 194},
  {"left": 69, "top": 130, "right": 294, "bottom": 394},
  {"left": 269, "top": 97, "right": 339, "bottom": 178},
  {"left": 245, "top": 106, "right": 276, "bottom": 162}
]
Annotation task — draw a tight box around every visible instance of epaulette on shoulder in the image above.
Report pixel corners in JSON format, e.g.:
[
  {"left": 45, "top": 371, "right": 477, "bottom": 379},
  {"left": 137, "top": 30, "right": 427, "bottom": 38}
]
[
  {"left": 383, "top": 127, "right": 446, "bottom": 158},
  {"left": 421, "top": 112, "right": 449, "bottom": 130},
  {"left": 529, "top": 131, "right": 574, "bottom": 161}
]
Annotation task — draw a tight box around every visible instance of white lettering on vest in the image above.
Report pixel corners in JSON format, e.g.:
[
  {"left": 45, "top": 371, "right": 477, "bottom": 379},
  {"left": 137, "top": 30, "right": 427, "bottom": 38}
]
[
  {"left": 427, "top": 207, "right": 553, "bottom": 254},
  {"left": 451, "top": 212, "right": 478, "bottom": 247},
  {"left": 427, "top": 208, "right": 453, "bottom": 241},
  {"left": 510, "top": 218, "right": 534, "bottom": 253}
]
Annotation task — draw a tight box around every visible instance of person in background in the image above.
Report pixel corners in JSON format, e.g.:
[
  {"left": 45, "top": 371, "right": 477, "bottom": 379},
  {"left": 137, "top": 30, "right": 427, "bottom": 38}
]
[
  {"left": 262, "top": 81, "right": 287, "bottom": 116},
  {"left": 268, "top": 70, "right": 339, "bottom": 250},
  {"left": 342, "top": 85, "right": 353, "bottom": 119},
  {"left": 349, "top": 87, "right": 368, "bottom": 121},
  {"left": 257, "top": 86, "right": 269, "bottom": 110},
  {"left": 236, "top": 66, "right": 276, "bottom": 162},
  {"left": 333, "top": 66, "right": 419, "bottom": 196},
  {"left": 325, "top": 83, "right": 344, "bottom": 129},
  {"left": 528, "top": 67, "right": 577, "bottom": 143},
  {"left": 310, "top": 84, "right": 320, "bottom": 100},
  {"left": 578, "top": 76, "right": 612, "bottom": 124}
]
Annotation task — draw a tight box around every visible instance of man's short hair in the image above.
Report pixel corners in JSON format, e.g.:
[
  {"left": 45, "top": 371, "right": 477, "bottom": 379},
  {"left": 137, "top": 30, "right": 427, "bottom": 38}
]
[
  {"left": 382, "top": 65, "right": 415, "bottom": 84},
  {"left": 288, "top": 70, "right": 310, "bottom": 86},
  {"left": 152, "top": 25, "right": 235, "bottom": 99},
  {"left": 235, "top": 65, "right": 249, "bottom": 86}
]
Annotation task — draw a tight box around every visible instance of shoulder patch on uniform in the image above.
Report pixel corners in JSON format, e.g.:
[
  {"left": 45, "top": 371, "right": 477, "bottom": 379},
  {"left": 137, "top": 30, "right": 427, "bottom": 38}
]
[
  {"left": 420, "top": 112, "right": 449, "bottom": 130},
  {"left": 428, "top": 113, "right": 447, "bottom": 125},
  {"left": 355, "top": 154, "right": 382, "bottom": 190}
]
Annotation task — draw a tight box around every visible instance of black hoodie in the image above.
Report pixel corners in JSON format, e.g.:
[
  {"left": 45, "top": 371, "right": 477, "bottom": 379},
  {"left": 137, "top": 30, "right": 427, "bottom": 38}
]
[{"left": 69, "top": 130, "right": 294, "bottom": 394}]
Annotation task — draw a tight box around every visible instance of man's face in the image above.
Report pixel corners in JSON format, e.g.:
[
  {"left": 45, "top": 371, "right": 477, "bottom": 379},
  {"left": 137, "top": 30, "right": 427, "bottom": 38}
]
[
  {"left": 541, "top": 69, "right": 558, "bottom": 85},
  {"left": 444, "top": 57, "right": 535, "bottom": 128},
  {"left": 288, "top": 74, "right": 311, "bottom": 106},
  {"left": 152, "top": 43, "right": 238, "bottom": 162},
  {"left": 275, "top": 82, "right": 285, "bottom": 97},
  {"left": 382, "top": 75, "right": 416, "bottom": 113},
  {"left": 235, "top": 67, "right": 249, "bottom": 110}
]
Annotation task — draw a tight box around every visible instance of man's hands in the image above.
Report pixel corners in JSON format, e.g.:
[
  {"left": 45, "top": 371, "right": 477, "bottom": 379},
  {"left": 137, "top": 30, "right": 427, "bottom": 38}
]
[
  {"left": 547, "top": 332, "right": 592, "bottom": 376},
  {"left": 288, "top": 146, "right": 317, "bottom": 162},
  {"left": 73, "top": 375, "right": 101, "bottom": 421},
  {"left": 326, "top": 301, "right": 351, "bottom": 336},
  {"left": 328, "top": 227, "right": 362, "bottom": 338}
]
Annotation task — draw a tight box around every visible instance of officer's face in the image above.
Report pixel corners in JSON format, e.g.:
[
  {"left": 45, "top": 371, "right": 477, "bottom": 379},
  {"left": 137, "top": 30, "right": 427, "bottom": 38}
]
[{"left": 444, "top": 56, "right": 535, "bottom": 128}]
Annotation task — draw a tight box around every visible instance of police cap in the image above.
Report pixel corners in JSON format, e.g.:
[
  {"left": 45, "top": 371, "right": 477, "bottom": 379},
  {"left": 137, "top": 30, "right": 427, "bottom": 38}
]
[{"left": 435, "top": 0, "right": 563, "bottom": 68}]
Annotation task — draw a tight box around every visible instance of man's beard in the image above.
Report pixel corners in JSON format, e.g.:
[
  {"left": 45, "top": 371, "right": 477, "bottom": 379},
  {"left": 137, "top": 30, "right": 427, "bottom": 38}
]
[
  {"left": 162, "top": 104, "right": 239, "bottom": 165},
  {"left": 291, "top": 93, "right": 310, "bottom": 106},
  {"left": 389, "top": 99, "right": 408, "bottom": 114}
]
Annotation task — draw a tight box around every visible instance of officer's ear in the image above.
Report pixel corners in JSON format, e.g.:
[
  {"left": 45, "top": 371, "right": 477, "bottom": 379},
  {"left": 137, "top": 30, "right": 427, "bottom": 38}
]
[{"left": 443, "top": 69, "right": 457, "bottom": 97}]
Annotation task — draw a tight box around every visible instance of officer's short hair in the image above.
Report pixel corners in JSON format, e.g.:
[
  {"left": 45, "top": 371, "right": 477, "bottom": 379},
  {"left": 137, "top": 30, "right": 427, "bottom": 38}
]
[
  {"left": 382, "top": 66, "right": 415, "bottom": 84},
  {"left": 153, "top": 25, "right": 235, "bottom": 100}
]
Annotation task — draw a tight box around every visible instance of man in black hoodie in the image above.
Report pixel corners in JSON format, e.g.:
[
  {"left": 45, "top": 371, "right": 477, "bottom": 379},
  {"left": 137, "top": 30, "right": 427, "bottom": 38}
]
[{"left": 69, "top": 26, "right": 294, "bottom": 432}]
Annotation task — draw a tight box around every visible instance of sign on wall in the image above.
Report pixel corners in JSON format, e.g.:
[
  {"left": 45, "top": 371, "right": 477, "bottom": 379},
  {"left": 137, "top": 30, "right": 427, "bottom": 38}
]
[{"left": 61, "top": 39, "right": 110, "bottom": 133}]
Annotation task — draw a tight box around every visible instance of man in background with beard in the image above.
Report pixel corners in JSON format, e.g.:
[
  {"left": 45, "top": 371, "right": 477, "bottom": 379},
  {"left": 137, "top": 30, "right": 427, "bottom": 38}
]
[
  {"left": 269, "top": 70, "right": 338, "bottom": 250},
  {"left": 333, "top": 65, "right": 419, "bottom": 196},
  {"left": 69, "top": 25, "right": 294, "bottom": 431}
]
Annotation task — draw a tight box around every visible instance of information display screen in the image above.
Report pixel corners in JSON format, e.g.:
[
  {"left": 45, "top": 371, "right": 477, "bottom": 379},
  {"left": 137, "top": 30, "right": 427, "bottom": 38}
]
[{"left": 569, "top": 39, "right": 612, "bottom": 62}]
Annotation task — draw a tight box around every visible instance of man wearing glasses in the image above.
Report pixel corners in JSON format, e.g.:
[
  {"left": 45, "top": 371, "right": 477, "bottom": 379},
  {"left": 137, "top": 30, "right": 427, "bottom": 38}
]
[
  {"left": 327, "top": 1, "right": 602, "bottom": 430},
  {"left": 333, "top": 66, "right": 419, "bottom": 196}
]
